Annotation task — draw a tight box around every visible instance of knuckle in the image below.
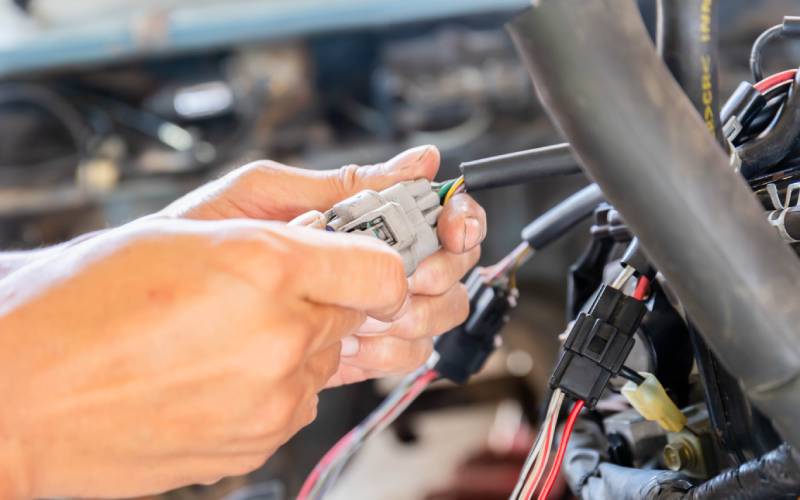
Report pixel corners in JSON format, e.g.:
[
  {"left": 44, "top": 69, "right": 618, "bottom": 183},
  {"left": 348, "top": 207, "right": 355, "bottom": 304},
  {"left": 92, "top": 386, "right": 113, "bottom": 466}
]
[
  {"left": 379, "top": 251, "right": 408, "bottom": 304},
  {"left": 236, "top": 160, "right": 284, "bottom": 184},
  {"left": 333, "top": 164, "right": 362, "bottom": 198}
]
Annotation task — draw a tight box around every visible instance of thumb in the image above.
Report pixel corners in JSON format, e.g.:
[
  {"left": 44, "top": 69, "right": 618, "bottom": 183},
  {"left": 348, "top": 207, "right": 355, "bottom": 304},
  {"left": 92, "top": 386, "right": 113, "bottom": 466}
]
[
  {"left": 170, "top": 145, "right": 440, "bottom": 222},
  {"left": 313, "top": 144, "right": 440, "bottom": 208}
]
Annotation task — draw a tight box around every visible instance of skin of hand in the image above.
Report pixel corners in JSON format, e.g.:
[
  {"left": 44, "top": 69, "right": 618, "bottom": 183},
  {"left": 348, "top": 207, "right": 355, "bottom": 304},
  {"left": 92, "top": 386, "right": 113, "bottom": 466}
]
[
  {"left": 160, "top": 145, "right": 487, "bottom": 385},
  {"left": 0, "top": 218, "right": 408, "bottom": 499}
]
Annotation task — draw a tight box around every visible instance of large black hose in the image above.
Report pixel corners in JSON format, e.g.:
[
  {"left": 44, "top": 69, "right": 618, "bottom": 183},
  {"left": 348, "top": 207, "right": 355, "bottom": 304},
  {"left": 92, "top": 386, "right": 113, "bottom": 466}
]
[
  {"left": 657, "top": 0, "right": 724, "bottom": 145},
  {"left": 506, "top": 0, "right": 800, "bottom": 447}
]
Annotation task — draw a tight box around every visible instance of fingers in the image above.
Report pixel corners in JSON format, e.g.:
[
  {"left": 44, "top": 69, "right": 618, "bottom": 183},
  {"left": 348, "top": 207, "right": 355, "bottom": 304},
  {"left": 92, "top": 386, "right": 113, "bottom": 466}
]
[
  {"left": 339, "top": 336, "right": 434, "bottom": 375},
  {"left": 305, "top": 343, "right": 341, "bottom": 391},
  {"left": 436, "top": 193, "right": 487, "bottom": 253},
  {"left": 324, "top": 365, "right": 383, "bottom": 388},
  {"left": 317, "top": 145, "right": 440, "bottom": 206},
  {"left": 409, "top": 246, "right": 480, "bottom": 296},
  {"left": 284, "top": 226, "right": 408, "bottom": 319},
  {"left": 303, "top": 302, "right": 366, "bottom": 353},
  {"left": 372, "top": 284, "right": 470, "bottom": 340}
]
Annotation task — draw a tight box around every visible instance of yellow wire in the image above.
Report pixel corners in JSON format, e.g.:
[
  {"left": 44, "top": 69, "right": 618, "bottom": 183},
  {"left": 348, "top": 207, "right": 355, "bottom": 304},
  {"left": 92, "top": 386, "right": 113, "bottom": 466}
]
[
  {"left": 442, "top": 176, "right": 465, "bottom": 205},
  {"left": 508, "top": 246, "right": 533, "bottom": 290}
]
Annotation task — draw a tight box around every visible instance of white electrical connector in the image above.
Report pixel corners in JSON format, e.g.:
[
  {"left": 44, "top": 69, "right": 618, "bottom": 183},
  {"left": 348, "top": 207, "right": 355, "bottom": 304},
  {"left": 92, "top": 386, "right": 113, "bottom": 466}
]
[{"left": 324, "top": 179, "right": 442, "bottom": 275}]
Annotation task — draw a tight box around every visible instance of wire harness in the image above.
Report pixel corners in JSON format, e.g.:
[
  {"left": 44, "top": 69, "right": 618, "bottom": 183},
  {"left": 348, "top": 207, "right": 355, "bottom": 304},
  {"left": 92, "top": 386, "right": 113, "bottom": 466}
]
[
  {"left": 298, "top": 364, "right": 439, "bottom": 500},
  {"left": 549, "top": 275, "right": 648, "bottom": 408}
]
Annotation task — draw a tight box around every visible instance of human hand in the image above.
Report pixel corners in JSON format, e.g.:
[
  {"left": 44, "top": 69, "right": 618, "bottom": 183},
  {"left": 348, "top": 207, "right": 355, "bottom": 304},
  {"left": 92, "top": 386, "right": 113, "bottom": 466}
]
[
  {"left": 162, "top": 146, "right": 487, "bottom": 385},
  {"left": 0, "top": 218, "right": 407, "bottom": 499}
]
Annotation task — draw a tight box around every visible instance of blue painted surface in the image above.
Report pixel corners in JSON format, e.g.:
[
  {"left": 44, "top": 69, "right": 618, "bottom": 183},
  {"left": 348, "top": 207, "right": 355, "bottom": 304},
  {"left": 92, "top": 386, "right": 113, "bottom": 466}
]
[{"left": 0, "top": 0, "right": 528, "bottom": 77}]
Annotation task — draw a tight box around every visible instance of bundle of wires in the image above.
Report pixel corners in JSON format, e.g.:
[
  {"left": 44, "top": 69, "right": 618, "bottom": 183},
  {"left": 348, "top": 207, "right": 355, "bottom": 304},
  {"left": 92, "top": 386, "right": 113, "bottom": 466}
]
[
  {"left": 509, "top": 389, "right": 585, "bottom": 500},
  {"left": 436, "top": 175, "right": 466, "bottom": 205},
  {"left": 731, "top": 69, "right": 796, "bottom": 148},
  {"left": 297, "top": 363, "right": 439, "bottom": 500}
]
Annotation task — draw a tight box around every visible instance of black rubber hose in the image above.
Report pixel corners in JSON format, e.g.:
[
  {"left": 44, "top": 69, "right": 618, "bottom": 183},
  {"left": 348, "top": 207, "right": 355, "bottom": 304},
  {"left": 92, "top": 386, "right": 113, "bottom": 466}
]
[
  {"left": 657, "top": 0, "right": 724, "bottom": 145},
  {"left": 738, "top": 70, "right": 800, "bottom": 178},
  {"left": 459, "top": 143, "right": 581, "bottom": 191},
  {"left": 507, "top": 0, "right": 800, "bottom": 448},
  {"left": 520, "top": 183, "right": 604, "bottom": 249}
]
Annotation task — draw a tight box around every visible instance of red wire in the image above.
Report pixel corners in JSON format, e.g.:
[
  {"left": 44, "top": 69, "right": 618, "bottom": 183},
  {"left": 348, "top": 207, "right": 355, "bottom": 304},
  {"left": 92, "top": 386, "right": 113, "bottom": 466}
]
[
  {"left": 521, "top": 412, "right": 556, "bottom": 499},
  {"left": 297, "top": 430, "right": 356, "bottom": 499},
  {"left": 754, "top": 69, "right": 797, "bottom": 93},
  {"left": 632, "top": 275, "right": 650, "bottom": 301},
  {"left": 297, "top": 369, "right": 438, "bottom": 499},
  {"left": 537, "top": 400, "right": 585, "bottom": 500}
]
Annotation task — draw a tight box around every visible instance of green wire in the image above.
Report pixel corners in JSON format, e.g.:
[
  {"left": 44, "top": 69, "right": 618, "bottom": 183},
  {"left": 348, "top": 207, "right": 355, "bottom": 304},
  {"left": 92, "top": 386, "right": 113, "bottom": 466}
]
[{"left": 438, "top": 179, "right": 457, "bottom": 202}]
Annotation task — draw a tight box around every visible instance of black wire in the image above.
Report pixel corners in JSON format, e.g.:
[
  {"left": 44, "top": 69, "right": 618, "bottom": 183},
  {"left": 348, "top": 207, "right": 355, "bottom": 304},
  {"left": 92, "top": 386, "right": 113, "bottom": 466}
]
[
  {"left": 736, "top": 91, "right": 790, "bottom": 144},
  {"left": 750, "top": 24, "right": 784, "bottom": 82},
  {"left": 619, "top": 366, "right": 645, "bottom": 385}
]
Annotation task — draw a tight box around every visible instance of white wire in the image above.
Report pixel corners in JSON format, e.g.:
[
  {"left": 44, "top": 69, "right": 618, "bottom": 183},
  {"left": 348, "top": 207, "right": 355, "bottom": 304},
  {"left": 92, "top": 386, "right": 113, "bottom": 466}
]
[
  {"left": 521, "top": 390, "right": 564, "bottom": 498},
  {"left": 509, "top": 389, "right": 564, "bottom": 500}
]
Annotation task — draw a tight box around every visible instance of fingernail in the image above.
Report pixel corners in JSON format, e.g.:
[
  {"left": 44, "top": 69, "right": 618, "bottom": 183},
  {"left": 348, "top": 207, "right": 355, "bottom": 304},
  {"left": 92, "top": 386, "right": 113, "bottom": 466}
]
[
  {"left": 340, "top": 336, "right": 360, "bottom": 357},
  {"left": 289, "top": 210, "right": 326, "bottom": 228},
  {"left": 415, "top": 145, "right": 434, "bottom": 162},
  {"left": 464, "top": 217, "right": 482, "bottom": 251},
  {"left": 385, "top": 145, "right": 431, "bottom": 172},
  {"left": 359, "top": 317, "right": 394, "bottom": 333}
]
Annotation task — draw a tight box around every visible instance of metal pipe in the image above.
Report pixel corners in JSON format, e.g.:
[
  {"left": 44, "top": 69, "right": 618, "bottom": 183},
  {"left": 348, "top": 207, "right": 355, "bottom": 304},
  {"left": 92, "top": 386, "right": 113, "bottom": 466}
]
[{"left": 507, "top": 0, "right": 800, "bottom": 447}]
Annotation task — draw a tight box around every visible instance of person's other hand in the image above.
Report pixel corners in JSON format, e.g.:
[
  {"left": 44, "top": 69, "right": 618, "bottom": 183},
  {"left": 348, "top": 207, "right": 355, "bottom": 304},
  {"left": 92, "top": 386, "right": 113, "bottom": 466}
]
[
  {"left": 161, "top": 146, "right": 486, "bottom": 385},
  {"left": 0, "top": 218, "right": 406, "bottom": 499}
]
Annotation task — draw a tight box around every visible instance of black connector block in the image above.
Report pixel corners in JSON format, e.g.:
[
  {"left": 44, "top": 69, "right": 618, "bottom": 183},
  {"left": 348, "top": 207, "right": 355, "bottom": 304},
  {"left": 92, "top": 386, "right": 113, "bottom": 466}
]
[
  {"left": 550, "top": 285, "right": 647, "bottom": 408},
  {"left": 434, "top": 270, "right": 514, "bottom": 384}
]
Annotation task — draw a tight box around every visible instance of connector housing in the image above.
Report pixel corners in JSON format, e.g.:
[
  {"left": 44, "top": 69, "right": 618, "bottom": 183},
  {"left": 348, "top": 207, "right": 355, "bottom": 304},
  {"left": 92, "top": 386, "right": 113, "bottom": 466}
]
[
  {"left": 434, "top": 270, "right": 515, "bottom": 384},
  {"left": 550, "top": 285, "right": 646, "bottom": 408},
  {"left": 325, "top": 179, "right": 441, "bottom": 275},
  {"left": 622, "top": 372, "right": 686, "bottom": 432}
]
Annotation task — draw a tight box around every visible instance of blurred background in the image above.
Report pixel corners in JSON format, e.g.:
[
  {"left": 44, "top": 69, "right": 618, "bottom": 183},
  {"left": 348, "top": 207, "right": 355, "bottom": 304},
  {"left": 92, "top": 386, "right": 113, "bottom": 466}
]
[{"left": 0, "top": 0, "right": 795, "bottom": 498}]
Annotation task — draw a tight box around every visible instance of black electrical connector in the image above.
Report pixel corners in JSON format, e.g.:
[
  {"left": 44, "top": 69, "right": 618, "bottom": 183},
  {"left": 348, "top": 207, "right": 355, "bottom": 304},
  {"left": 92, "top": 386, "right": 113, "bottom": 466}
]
[
  {"left": 549, "top": 284, "right": 647, "bottom": 408},
  {"left": 434, "top": 269, "right": 515, "bottom": 384},
  {"left": 721, "top": 82, "right": 767, "bottom": 143}
]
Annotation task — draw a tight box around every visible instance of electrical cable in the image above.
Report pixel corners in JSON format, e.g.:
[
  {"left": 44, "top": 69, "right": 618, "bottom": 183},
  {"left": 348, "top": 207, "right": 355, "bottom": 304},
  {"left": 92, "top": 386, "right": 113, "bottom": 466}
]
[
  {"left": 537, "top": 399, "right": 585, "bottom": 500},
  {"left": 750, "top": 18, "right": 800, "bottom": 83},
  {"left": 632, "top": 275, "right": 650, "bottom": 301},
  {"left": 619, "top": 365, "right": 646, "bottom": 385},
  {"left": 442, "top": 176, "right": 465, "bottom": 205},
  {"left": 755, "top": 69, "right": 797, "bottom": 93},
  {"left": 459, "top": 143, "right": 581, "bottom": 191},
  {"left": 521, "top": 184, "right": 605, "bottom": 249},
  {"left": 738, "top": 68, "right": 800, "bottom": 178},
  {"left": 298, "top": 365, "right": 439, "bottom": 499},
  {"left": 509, "top": 389, "right": 564, "bottom": 500}
]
